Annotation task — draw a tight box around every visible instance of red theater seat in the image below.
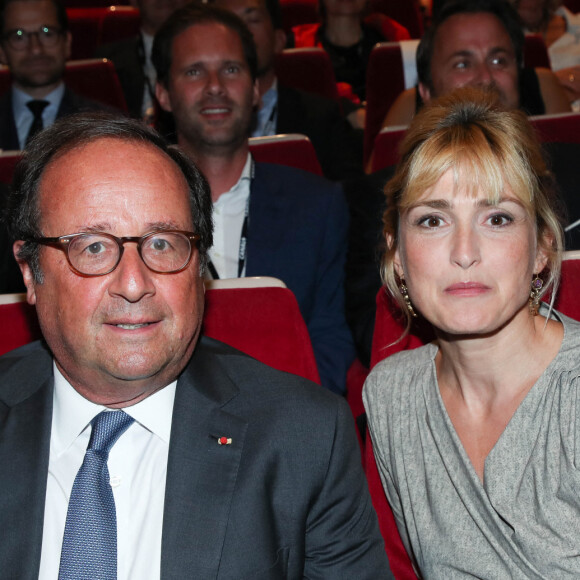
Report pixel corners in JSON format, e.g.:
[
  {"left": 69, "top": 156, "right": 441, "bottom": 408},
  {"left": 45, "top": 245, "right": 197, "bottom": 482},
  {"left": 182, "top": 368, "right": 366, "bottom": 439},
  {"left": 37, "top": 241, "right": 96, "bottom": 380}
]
[{"left": 248, "top": 133, "right": 323, "bottom": 175}]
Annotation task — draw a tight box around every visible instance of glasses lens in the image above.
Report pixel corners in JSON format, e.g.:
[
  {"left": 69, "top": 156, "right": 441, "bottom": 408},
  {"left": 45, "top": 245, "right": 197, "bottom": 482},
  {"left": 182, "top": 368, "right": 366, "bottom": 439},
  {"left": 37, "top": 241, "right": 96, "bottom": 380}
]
[
  {"left": 38, "top": 26, "right": 60, "bottom": 47},
  {"left": 6, "top": 27, "right": 60, "bottom": 50},
  {"left": 141, "top": 232, "right": 192, "bottom": 273},
  {"left": 68, "top": 234, "right": 120, "bottom": 275}
]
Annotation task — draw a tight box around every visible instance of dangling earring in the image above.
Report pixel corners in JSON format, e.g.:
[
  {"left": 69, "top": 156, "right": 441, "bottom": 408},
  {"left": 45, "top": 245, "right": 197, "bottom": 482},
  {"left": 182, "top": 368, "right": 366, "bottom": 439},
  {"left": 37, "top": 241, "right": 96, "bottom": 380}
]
[
  {"left": 399, "top": 280, "right": 417, "bottom": 318},
  {"left": 529, "top": 274, "right": 543, "bottom": 316}
]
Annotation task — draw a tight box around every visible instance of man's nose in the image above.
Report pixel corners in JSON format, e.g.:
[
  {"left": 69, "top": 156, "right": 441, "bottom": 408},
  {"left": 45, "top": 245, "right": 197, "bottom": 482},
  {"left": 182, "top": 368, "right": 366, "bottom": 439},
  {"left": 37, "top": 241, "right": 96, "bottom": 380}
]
[{"left": 107, "top": 244, "right": 156, "bottom": 303}]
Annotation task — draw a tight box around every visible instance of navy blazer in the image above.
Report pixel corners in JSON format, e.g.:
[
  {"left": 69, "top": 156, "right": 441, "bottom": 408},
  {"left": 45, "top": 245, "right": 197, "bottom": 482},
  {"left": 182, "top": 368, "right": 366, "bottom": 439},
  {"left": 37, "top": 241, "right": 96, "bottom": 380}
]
[
  {"left": 247, "top": 162, "right": 355, "bottom": 394},
  {"left": 0, "top": 87, "right": 112, "bottom": 151},
  {"left": 0, "top": 339, "right": 392, "bottom": 579}
]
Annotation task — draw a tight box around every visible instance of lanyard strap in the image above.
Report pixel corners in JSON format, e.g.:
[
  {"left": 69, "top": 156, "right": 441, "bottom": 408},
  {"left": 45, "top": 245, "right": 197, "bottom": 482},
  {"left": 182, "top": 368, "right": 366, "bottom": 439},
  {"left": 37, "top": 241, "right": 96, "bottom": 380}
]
[{"left": 208, "top": 159, "right": 254, "bottom": 280}]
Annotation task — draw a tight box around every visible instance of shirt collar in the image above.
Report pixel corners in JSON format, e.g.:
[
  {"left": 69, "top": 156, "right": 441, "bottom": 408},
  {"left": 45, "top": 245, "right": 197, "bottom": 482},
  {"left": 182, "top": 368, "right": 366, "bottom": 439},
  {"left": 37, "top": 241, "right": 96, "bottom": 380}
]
[
  {"left": 13, "top": 82, "right": 65, "bottom": 114},
  {"left": 213, "top": 152, "right": 253, "bottom": 209},
  {"left": 51, "top": 362, "right": 177, "bottom": 456}
]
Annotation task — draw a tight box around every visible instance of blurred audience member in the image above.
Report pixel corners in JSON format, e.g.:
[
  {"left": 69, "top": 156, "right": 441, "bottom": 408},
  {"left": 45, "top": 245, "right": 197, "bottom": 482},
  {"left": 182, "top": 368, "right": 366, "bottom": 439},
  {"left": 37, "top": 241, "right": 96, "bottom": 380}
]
[
  {"left": 154, "top": 4, "right": 356, "bottom": 393},
  {"left": 96, "top": 0, "right": 189, "bottom": 121},
  {"left": 0, "top": 0, "right": 109, "bottom": 150},
  {"left": 514, "top": 0, "right": 580, "bottom": 107},
  {"left": 382, "top": 0, "right": 569, "bottom": 129},
  {"left": 212, "top": 0, "right": 363, "bottom": 180},
  {"left": 289, "top": 0, "right": 409, "bottom": 103}
]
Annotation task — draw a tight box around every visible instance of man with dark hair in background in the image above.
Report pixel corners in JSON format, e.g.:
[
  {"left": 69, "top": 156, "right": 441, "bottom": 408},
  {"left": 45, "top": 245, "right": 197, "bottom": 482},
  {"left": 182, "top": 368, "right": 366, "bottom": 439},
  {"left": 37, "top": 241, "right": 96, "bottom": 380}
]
[
  {"left": 212, "top": 0, "right": 363, "bottom": 181},
  {"left": 0, "top": 0, "right": 109, "bottom": 150},
  {"left": 154, "top": 3, "right": 356, "bottom": 394}
]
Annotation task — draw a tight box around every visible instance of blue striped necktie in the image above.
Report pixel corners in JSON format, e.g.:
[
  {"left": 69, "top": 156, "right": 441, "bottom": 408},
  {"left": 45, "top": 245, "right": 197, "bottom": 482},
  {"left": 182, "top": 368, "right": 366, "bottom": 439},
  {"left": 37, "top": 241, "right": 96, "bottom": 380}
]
[{"left": 59, "top": 410, "right": 134, "bottom": 580}]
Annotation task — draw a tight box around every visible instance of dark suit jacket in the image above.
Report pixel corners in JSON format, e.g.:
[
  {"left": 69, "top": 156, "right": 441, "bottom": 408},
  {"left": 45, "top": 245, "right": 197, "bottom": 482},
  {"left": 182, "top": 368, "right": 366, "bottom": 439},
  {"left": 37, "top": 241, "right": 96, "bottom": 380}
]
[
  {"left": 247, "top": 163, "right": 355, "bottom": 394},
  {"left": 0, "top": 87, "right": 111, "bottom": 151},
  {"left": 276, "top": 84, "right": 363, "bottom": 181},
  {"left": 96, "top": 36, "right": 146, "bottom": 119},
  {"left": 0, "top": 338, "right": 392, "bottom": 579}
]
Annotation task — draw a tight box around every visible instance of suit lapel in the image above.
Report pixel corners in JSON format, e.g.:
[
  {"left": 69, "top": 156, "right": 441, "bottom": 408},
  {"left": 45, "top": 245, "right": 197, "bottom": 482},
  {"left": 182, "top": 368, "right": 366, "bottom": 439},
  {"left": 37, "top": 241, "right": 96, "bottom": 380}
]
[
  {"left": 0, "top": 357, "right": 52, "bottom": 579},
  {"left": 161, "top": 340, "right": 248, "bottom": 579},
  {"left": 246, "top": 163, "right": 289, "bottom": 277}
]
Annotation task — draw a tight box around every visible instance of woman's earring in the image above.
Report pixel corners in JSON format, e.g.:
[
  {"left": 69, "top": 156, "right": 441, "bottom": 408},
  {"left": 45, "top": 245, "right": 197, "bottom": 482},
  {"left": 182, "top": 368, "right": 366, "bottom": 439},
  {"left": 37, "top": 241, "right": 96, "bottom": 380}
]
[
  {"left": 529, "top": 274, "right": 543, "bottom": 316},
  {"left": 399, "top": 280, "right": 417, "bottom": 318}
]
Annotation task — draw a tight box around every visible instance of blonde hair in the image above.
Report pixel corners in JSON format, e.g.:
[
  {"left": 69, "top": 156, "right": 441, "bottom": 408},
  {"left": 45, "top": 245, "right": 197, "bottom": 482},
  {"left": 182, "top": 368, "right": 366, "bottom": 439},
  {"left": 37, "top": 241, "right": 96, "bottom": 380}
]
[{"left": 382, "top": 87, "right": 564, "bottom": 334}]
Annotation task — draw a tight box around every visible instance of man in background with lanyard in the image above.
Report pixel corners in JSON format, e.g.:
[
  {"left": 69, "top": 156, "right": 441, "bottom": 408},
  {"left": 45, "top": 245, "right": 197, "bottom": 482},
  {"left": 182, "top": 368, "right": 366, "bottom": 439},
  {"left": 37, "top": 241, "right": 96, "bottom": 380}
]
[{"left": 154, "top": 4, "right": 355, "bottom": 394}]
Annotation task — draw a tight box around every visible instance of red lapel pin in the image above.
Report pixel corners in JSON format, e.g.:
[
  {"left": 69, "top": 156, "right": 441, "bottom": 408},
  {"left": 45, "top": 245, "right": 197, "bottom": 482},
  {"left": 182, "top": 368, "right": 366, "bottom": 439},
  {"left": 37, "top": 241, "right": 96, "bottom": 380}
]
[{"left": 218, "top": 436, "right": 232, "bottom": 445}]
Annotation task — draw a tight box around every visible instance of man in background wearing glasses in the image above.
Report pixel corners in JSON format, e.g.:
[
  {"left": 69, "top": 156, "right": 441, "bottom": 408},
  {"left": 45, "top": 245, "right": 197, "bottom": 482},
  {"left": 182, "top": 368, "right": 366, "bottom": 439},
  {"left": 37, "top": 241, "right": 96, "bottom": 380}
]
[
  {"left": 0, "top": 112, "right": 391, "bottom": 579},
  {"left": 0, "top": 0, "right": 108, "bottom": 150}
]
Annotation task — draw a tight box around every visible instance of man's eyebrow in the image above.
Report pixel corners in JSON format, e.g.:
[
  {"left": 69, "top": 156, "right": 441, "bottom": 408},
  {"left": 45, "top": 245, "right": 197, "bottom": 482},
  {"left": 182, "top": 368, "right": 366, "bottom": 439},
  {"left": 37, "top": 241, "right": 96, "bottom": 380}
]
[{"left": 71, "top": 221, "right": 185, "bottom": 233}]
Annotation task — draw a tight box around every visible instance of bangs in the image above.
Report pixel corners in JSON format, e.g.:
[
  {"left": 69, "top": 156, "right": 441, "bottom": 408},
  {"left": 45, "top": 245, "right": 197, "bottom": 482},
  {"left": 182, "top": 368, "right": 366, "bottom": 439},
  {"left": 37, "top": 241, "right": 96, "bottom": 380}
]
[{"left": 398, "top": 121, "right": 537, "bottom": 214}]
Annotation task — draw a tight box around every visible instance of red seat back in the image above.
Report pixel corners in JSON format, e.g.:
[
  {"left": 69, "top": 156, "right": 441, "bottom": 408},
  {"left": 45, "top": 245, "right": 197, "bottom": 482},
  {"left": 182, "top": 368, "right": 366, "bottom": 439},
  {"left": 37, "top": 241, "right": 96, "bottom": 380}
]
[
  {"left": 368, "top": 0, "right": 423, "bottom": 39},
  {"left": 364, "top": 42, "right": 406, "bottom": 166},
  {"left": 275, "top": 47, "right": 339, "bottom": 102},
  {"left": 0, "top": 59, "right": 127, "bottom": 112},
  {"left": 248, "top": 134, "right": 323, "bottom": 175},
  {"left": 280, "top": 0, "right": 319, "bottom": 35},
  {"left": 524, "top": 34, "right": 551, "bottom": 69}
]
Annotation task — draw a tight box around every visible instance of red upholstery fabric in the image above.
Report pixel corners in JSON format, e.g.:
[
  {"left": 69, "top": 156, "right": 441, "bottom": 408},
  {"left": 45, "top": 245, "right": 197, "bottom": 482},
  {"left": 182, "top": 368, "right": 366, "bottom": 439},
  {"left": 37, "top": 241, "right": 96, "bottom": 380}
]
[
  {"left": 0, "top": 301, "right": 41, "bottom": 357},
  {"left": 248, "top": 135, "right": 323, "bottom": 175},
  {"left": 279, "top": 0, "right": 319, "bottom": 36},
  {"left": 275, "top": 48, "right": 339, "bottom": 102},
  {"left": 368, "top": 0, "right": 423, "bottom": 39},
  {"left": 370, "top": 126, "right": 406, "bottom": 173},
  {"left": 0, "top": 59, "right": 127, "bottom": 112},
  {"left": 64, "top": 59, "right": 128, "bottom": 112},
  {"left": 524, "top": 34, "right": 551, "bottom": 69},
  {"left": 99, "top": 6, "right": 141, "bottom": 46},
  {"left": 364, "top": 435, "right": 418, "bottom": 580},
  {"left": 0, "top": 152, "right": 22, "bottom": 183},
  {"left": 364, "top": 42, "right": 405, "bottom": 166},
  {"left": 371, "top": 113, "right": 580, "bottom": 173},
  {"left": 203, "top": 286, "right": 321, "bottom": 384},
  {"left": 529, "top": 112, "right": 580, "bottom": 143},
  {"left": 0, "top": 287, "right": 321, "bottom": 385}
]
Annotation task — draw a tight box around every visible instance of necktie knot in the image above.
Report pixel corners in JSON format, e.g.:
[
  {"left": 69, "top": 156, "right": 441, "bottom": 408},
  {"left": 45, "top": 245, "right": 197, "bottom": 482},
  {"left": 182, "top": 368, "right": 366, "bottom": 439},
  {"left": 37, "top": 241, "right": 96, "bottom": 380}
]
[
  {"left": 89, "top": 410, "right": 135, "bottom": 454},
  {"left": 26, "top": 98, "right": 49, "bottom": 117}
]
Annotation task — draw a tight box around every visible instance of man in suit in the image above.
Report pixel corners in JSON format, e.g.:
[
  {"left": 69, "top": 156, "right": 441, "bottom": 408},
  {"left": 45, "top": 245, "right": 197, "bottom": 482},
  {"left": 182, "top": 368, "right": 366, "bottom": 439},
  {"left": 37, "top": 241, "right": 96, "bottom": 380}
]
[
  {"left": 95, "top": 0, "right": 189, "bottom": 121},
  {"left": 154, "top": 4, "right": 356, "bottom": 394},
  {"left": 213, "top": 0, "right": 363, "bottom": 181},
  {"left": 0, "top": 0, "right": 108, "bottom": 150},
  {"left": 1, "top": 112, "right": 391, "bottom": 578}
]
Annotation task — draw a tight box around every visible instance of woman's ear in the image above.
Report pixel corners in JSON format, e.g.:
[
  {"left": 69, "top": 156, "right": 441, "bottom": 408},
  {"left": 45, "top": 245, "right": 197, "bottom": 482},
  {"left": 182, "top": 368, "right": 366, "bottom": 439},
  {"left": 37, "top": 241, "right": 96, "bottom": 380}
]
[{"left": 387, "top": 233, "right": 404, "bottom": 279}]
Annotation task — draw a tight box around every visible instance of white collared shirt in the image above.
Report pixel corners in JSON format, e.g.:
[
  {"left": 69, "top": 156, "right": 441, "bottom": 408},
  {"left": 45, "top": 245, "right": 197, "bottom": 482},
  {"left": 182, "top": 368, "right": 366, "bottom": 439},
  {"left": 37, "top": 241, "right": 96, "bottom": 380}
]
[
  {"left": 12, "top": 83, "right": 65, "bottom": 150},
  {"left": 208, "top": 153, "right": 252, "bottom": 279},
  {"left": 39, "top": 363, "right": 176, "bottom": 580}
]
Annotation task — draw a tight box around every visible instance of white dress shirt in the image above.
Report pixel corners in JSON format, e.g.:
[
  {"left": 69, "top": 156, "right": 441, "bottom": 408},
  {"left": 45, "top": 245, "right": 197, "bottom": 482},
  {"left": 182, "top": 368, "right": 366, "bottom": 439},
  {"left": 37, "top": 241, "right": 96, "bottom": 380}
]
[
  {"left": 207, "top": 153, "right": 252, "bottom": 279},
  {"left": 39, "top": 363, "right": 176, "bottom": 580},
  {"left": 12, "top": 83, "right": 65, "bottom": 150}
]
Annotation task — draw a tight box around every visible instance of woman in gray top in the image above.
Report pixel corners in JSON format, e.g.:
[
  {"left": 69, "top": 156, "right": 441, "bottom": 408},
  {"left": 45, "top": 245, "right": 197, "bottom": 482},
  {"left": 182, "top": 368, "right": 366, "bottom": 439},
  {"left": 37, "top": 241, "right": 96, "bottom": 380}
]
[{"left": 363, "top": 86, "right": 580, "bottom": 578}]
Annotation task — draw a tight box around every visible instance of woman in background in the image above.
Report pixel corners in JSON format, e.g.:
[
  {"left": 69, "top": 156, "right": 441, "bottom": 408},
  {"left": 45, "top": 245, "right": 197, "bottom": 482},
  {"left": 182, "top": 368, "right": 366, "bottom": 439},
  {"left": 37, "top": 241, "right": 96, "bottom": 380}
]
[{"left": 364, "top": 86, "right": 580, "bottom": 578}]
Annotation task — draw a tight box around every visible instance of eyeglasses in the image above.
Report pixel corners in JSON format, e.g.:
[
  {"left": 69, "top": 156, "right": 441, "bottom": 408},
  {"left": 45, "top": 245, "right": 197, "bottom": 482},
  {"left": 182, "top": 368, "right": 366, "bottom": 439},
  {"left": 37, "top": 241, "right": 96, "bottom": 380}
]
[
  {"left": 3, "top": 26, "right": 63, "bottom": 51},
  {"left": 28, "top": 230, "right": 200, "bottom": 276}
]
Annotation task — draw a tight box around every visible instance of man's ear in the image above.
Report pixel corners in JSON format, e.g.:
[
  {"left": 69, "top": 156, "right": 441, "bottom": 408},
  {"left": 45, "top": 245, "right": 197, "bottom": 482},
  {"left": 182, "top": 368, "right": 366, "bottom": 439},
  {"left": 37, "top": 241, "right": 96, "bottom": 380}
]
[
  {"left": 274, "top": 29, "right": 286, "bottom": 55},
  {"left": 13, "top": 241, "right": 37, "bottom": 305},
  {"left": 155, "top": 81, "right": 172, "bottom": 112},
  {"left": 418, "top": 82, "right": 431, "bottom": 104}
]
